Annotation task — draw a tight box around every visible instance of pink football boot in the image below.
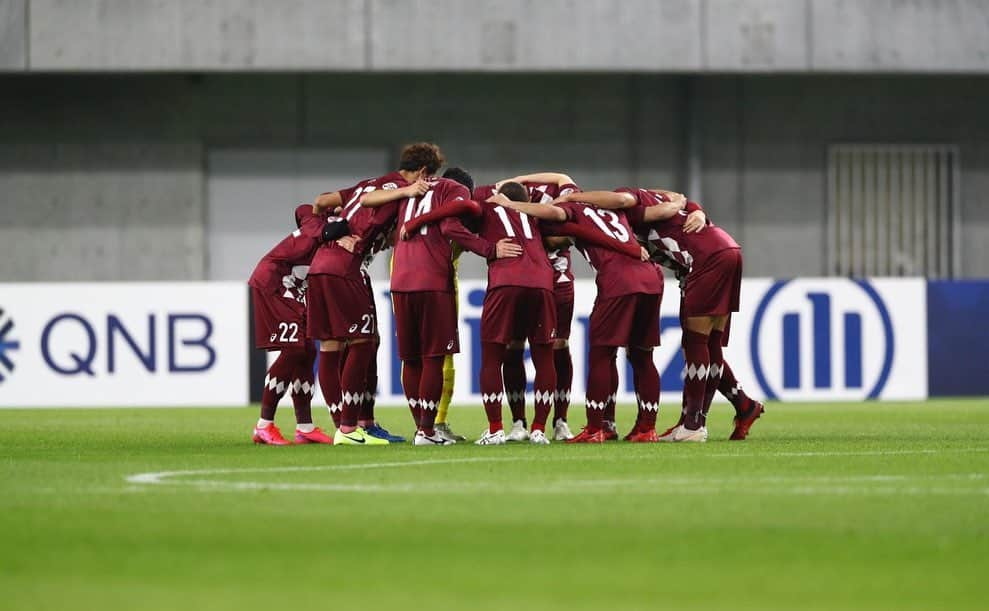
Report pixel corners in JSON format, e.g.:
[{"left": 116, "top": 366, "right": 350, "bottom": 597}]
[
  {"left": 253, "top": 423, "right": 291, "bottom": 445},
  {"left": 294, "top": 427, "right": 334, "bottom": 445}
]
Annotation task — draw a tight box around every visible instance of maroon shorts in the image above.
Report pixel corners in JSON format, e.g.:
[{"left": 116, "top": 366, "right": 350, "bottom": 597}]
[
  {"left": 306, "top": 274, "right": 378, "bottom": 341},
  {"left": 251, "top": 287, "right": 307, "bottom": 350},
  {"left": 682, "top": 248, "right": 742, "bottom": 317},
  {"left": 392, "top": 291, "right": 460, "bottom": 359},
  {"left": 553, "top": 290, "right": 574, "bottom": 341},
  {"left": 481, "top": 286, "right": 557, "bottom": 345},
  {"left": 589, "top": 292, "right": 662, "bottom": 348}
]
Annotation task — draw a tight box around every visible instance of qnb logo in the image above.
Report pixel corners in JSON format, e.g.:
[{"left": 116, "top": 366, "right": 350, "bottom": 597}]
[
  {"left": 750, "top": 280, "right": 894, "bottom": 401},
  {"left": 0, "top": 308, "right": 20, "bottom": 383}
]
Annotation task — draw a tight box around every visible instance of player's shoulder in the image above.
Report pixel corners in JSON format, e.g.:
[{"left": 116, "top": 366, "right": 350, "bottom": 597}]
[
  {"left": 368, "top": 171, "right": 406, "bottom": 190},
  {"left": 432, "top": 177, "right": 470, "bottom": 198},
  {"left": 473, "top": 184, "right": 496, "bottom": 200}
]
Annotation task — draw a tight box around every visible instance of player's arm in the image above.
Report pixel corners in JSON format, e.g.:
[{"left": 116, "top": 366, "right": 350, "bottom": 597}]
[
  {"left": 490, "top": 193, "right": 567, "bottom": 222},
  {"left": 500, "top": 172, "right": 575, "bottom": 188},
  {"left": 313, "top": 191, "right": 343, "bottom": 215},
  {"left": 439, "top": 217, "right": 522, "bottom": 260},
  {"left": 556, "top": 190, "right": 636, "bottom": 210},
  {"left": 359, "top": 180, "right": 427, "bottom": 208},
  {"left": 400, "top": 198, "right": 482, "bottom": 239},
  {"left": 544, "top": 221, "right": 646, "bottom": 260}
]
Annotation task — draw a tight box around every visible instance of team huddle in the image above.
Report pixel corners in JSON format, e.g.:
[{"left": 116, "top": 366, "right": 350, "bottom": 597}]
[{"left": 247, "top": 143, "right": 764, "bottom": 446}]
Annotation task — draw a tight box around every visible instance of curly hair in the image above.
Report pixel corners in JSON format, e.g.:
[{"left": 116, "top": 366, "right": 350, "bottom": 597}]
[{"left": 399, "top": 142, "right": 445, "bottom": 175}]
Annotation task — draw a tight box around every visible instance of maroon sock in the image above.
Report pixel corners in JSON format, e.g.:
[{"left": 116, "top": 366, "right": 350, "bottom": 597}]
[
  {"left": 340, "top": 342, "right": 374, "bottom": 428},
  {"left": 704, "top": 330, "right": 725, "bottom": 420},
  {"left": 585, "top": 345, "right": 617, "bottom": 432},
  {"left": 402, "top": 358, "right": 423, "bottom": 426},
  {"left": 552, "top": 346, "right": 572, "bottom": 423},
  {"left": 260, "top": 351, "right": 295, "bottom": 421},
  {"left": 359, "top": 344, "right": 379, "bottom": 424},
  {"left": 289, "top": 345, "right": 317, "bottom": 425},
  {"left": 317, "top": 349, "right": 343, "bottom": 428},
  {"left": 503, "top": 348, "right": 527, "bottom": 425},
  {"left": 530, "top": 343, "right": 556, "bottom": 432},
  {"left": 628, "top": 347, "right": 660, "bottom": 430},
  {"left": 602, "top": 355, "right": 618, "bottom": 424},
  {"left": 682, "top": 329, "right": 710, "bottom": 430},
  {"left": 480, "top": 342, "right": 507, "bottom": 433},
  {"left": 718, "top": 360, "right": 751, "bottom": 416},
  {"left": 417, "top": 356, "right": 444, "bottom": 435}
]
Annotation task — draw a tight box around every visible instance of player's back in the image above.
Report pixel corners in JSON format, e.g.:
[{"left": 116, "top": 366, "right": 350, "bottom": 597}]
[
  {"left": 309, "top": 172, "right": 405, "bottom": 280},
  {"left": 249, "top": 205, "right": 325, "bottom": 293},
  {"left": 391, "top": 177, "right": 470, "bottom": 293},
  {"left": 556, "top": 200, "right": 662, "bottom": 299},
  {"left": 478, "top": 201, "right": 554, "bottom": 291}
]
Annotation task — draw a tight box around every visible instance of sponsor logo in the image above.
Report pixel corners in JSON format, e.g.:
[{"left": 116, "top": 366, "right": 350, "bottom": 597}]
[
  {"left": 0, "top": 308, "right": 21, "bottom": 383},
  {"left": 749, "top": 279, "right": 894, "bottom": 400},
  {"left": 447, "top": 341, "right": 455, "bottom": 350},
  {"left": 349, "top": 323, "right": 359, "bottom": 333}
]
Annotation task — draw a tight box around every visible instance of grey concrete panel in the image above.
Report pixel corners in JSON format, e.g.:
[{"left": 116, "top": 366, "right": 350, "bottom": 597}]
[
  {"left": 0, "top": 0, "right": 26, "bottom": 70},
  {"left": 705, "top": 0, "right": 809, "bottom": 71},
  {"left": 29, "top": 0, "right": 366, "bottom": 70},
  {"left": 368, "top": 0, "right": 701, "bottom": 70},
  {"left": 0, "top": 142, "right": 204, "bottom": 281},
  {"left": 812, "top": 0, "right": 989, "bottom": 72}
]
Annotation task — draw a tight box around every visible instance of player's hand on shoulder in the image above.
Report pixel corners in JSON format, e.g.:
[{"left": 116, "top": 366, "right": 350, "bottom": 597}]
[
  {"left": 486, "top": 192, "right": 511, "bottom": 207},
  {"left": 403, "top": 180, "right": 429, "bottom": 198},
  {"left": 495, "top": 238, "right": 523, "bottom": 259},
  {"left": 640, "top": 246, "right": 650, "bottom": 261},
  {"left": 684, "top": 210, "right": 707, "bottom": 233}
]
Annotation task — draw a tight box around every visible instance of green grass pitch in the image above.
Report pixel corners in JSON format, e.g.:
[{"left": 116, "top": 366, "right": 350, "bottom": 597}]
[{"left": 1, "top": 400, "right": 987, "bottom": 611}]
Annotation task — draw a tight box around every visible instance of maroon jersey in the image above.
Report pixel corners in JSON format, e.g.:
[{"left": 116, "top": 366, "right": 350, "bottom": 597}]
[
  {"left": 474, "top": 201, "right": 554, "bottom": 291},
  {"left": 309, "top": 172, "right": 405, "bottom": 280},
  {"left": 556, "top": 200, "right": 662, "bottom": 299},
  {"left": 475, "top": 182, "right": 579, "bottom": 292},
  {"left": 248, "top": 204, "right": 326, "bottom": 301},
  {"left": 392, "top": 178, "right": 492, "bottom": 293},
  {"left": 620, "top": 188, "right": 740, "bottom": 273}
]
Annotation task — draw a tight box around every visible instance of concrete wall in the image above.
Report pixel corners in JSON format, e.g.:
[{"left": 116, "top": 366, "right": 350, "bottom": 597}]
[
  {"left": 1, "top": 73, "right": 988, "bottom": 282},
  {"left": 4, "top": 0, "right": 989, "bottom": 73}
]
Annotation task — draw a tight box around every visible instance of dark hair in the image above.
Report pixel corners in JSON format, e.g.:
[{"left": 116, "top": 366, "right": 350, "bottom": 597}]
[
  {"left": 497, "top": 181, "right": 530, "bottom": 203},
  {"left": 442, "top": 167, "right": 474, "bottom": 193},
  {"left": 399, "top": 142, "right": 445, "bottom": 175}
]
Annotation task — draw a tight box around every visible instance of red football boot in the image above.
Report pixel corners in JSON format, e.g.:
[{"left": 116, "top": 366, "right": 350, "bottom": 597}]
[
  {"left": 625, "top": 428, "right": 660, "bottom": 443},
  {"left": 294, "top": 427, "right": 334, "bottom": 445},
  {"left": 602, "top": 421, "right": 619, "bottom": 442},
  {"left": 253, "top": 423, "right": 290, "bottom": 446},
  {"left": 730, "top": 400, "right": 765, "bottom": 441},
  {"left": 566, "top": 427, "right": 606, "bottom": 443}
]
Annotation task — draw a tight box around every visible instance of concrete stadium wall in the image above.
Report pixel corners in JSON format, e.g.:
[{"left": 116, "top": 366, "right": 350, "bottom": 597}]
[
  {"left": 1, "top": 73, "right": 989, "bottom": 281},
  {"left": 3, "top": 0, "right": 989, "bottom": 73}
]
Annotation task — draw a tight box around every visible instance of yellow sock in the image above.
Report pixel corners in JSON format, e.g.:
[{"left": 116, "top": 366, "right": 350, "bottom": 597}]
[{"left": 437, "top": 353, "right": 455, "bottom": 423}]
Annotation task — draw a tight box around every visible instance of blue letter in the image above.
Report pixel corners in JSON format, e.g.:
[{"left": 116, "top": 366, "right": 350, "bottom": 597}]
[
  {"left": 41, "top": 314, "right": 97, "bottom": 376},
  {"left": 108, "top": 314, "right": 156, "bottom": 373},
  {"left": 168, "top": 314, "right": 215, "bottom": 372}
]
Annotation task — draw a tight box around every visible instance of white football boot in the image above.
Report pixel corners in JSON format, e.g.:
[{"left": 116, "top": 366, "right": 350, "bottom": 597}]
[
  {"left": 657, "top": 424, "right": 709, "bottom": 443},
  {"left": 505, "top": 420, "right": 530, "bottom": 442},
  {"left": 475, "top": 429, "right": 507, "bottom": 445},
  {"left": 434, "top": 422, "right": 466, "bottom": 442},
  {"left": 529, "top": 429, "right": 551, "bottom": 445},
  {"left": 413, "top": 430, "right": 456, "bottom": 446},
  {"left": 553, "top": 419, "right": 575, "bottom": 441}
]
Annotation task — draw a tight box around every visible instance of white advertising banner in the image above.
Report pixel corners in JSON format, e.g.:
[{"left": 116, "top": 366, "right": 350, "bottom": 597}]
[
  {"left": 312, "top": 276, "right": 928, "bottom": 407},
  {"left": 0, "top": 283, "right": 248, "bottom": 407}
]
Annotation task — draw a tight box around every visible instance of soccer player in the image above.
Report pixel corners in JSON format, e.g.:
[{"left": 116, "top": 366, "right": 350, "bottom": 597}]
[
  {"left": 592, "top": 188, "right": 765, "bottom": 441},
  {"left": 495, "top": 193, "right": 678, "bottom": 442},
  {"left": 247, "top": 204, "right": 340, "bottom": 445},
  {"left": 482, "top": 172, "right": 580, "bottom": 441},
  {"left": 363, "top": 165, "right": 523, "bottom": 445},
  {"left": 404, "top": 181, "right": 559, "bottom": 445},
  {"left": 307, "top": 144, "right": 440, "bottom": 445}
]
